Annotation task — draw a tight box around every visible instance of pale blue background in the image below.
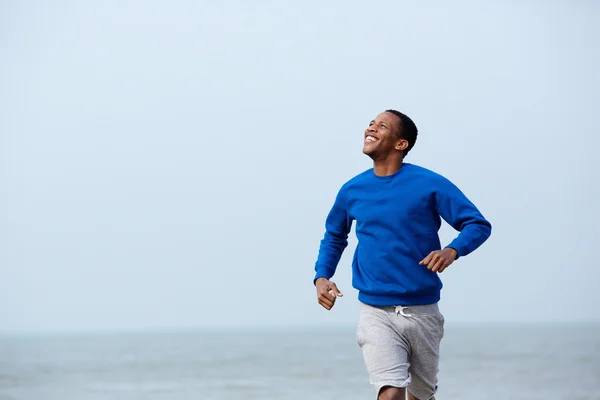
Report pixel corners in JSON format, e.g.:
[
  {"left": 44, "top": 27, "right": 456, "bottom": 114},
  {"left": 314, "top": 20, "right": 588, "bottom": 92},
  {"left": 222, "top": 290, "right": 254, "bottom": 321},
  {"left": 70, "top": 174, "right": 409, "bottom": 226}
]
[{"left": 1, "top": 0, "right": 598, "bottom": 333}]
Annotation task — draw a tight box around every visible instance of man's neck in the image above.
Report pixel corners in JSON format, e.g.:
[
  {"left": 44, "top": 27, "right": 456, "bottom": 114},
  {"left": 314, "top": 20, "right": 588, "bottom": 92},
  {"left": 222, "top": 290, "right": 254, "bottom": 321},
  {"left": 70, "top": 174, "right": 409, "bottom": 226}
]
[{"left": 372, "top": 157, "right": 404, "bottom": 177}]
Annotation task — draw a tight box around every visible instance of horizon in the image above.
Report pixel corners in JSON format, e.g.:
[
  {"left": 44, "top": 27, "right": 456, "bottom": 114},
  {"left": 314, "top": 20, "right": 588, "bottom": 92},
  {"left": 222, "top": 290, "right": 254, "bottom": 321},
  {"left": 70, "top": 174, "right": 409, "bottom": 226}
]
[{"left": 2, "top": 318, "right": 599, "bottom": 338}]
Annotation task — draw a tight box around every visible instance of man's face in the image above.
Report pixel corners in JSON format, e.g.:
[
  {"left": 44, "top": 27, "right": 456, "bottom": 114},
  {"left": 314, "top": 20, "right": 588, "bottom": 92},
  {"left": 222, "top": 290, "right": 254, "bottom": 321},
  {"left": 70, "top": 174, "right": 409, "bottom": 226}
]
[{"left": 363, "top": 112, "right": 408, "bottom": 157}]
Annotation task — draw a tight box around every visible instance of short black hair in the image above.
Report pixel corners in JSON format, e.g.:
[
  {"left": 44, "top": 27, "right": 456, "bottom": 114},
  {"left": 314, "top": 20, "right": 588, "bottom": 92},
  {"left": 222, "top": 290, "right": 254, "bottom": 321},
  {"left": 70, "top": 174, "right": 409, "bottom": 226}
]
[{"left": 385, "top": 109, "right": 418, "bottom": 156}]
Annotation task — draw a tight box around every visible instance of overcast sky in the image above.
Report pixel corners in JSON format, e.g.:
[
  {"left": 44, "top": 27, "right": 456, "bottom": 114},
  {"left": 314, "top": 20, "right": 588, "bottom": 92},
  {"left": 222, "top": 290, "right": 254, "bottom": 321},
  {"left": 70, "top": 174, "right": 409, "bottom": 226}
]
[{"left": 1, "top": 0, "right": 598, "bottom": 334}]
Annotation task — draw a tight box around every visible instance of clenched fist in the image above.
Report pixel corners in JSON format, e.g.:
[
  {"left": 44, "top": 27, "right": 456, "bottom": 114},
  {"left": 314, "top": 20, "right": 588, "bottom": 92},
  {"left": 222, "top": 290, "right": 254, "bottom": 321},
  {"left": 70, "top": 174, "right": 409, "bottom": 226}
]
[{"left": 315, "top": 278, "right": 343, "bottom": 310}]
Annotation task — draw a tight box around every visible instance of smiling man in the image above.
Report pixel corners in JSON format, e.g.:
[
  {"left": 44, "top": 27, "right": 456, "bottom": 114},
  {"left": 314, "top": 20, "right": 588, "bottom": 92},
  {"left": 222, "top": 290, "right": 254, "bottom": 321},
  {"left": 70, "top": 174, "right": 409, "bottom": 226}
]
[{"left": 313, "top": 110, "right": 492, "bottom": 400}]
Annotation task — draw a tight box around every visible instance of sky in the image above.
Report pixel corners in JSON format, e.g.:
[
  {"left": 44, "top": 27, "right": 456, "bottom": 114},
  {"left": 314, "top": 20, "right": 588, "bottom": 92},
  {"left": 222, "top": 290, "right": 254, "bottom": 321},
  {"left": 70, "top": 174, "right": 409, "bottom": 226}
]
[{"left": 1, "top": 0, "right": 598, "bottom": 334}]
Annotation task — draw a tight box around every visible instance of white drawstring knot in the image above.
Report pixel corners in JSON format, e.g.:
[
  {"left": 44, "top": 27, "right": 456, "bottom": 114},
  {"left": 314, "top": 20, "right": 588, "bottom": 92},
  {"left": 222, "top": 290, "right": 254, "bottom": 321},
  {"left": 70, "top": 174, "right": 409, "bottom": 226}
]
[{"left": 395, "top": 306, "right": 412, "bottom": 317}]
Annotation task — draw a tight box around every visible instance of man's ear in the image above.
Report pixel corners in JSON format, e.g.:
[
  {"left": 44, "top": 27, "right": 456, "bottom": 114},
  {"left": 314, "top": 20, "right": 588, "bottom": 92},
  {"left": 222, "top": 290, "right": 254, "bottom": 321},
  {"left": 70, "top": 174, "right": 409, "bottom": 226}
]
[{"left": 395, "top": 139, "right": 409, "bottom": 152}]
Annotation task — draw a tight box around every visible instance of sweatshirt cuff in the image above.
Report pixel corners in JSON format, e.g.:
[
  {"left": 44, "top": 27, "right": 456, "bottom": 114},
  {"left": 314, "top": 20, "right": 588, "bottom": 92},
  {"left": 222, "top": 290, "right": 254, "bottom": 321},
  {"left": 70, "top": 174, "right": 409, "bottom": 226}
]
[
  {"left": 313, "top": 267, "right": 334, "bottom": 285},
  {"left": 445, "top": 242, "right": 463, "bottom": 259}
]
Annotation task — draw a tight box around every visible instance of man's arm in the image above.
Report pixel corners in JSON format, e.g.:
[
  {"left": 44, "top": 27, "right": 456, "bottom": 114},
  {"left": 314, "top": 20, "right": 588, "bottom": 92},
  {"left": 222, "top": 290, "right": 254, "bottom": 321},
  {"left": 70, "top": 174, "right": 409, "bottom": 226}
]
[
  {"left": 313, "top": 187, "right": 353, "bottom": 309},
  {"left": 420, "top": 176, "right": 492, "bottom": 273},
  {"left": 434, "top": 176, "right": 492, "bottom": 258},
  {"left": 314, "top": 187, "right": 352, "bottom": 282}
]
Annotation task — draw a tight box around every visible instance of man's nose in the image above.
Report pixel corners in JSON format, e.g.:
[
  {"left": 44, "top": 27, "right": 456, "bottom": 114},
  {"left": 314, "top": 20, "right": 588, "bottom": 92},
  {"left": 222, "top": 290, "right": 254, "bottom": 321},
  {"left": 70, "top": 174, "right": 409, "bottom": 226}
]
[{"left": 367, "top": 124, "right": 376, "bottom": 133}]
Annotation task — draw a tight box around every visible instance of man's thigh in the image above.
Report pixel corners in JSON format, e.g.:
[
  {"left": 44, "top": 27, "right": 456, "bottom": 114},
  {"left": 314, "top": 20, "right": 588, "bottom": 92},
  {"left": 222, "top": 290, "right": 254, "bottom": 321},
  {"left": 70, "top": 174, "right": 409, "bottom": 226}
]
[
  {"left": 407, "top": 304, "right": 444, "bottom": 400},
  {"left": 356, "top": 303, "right": 412, "bottom": 396}
]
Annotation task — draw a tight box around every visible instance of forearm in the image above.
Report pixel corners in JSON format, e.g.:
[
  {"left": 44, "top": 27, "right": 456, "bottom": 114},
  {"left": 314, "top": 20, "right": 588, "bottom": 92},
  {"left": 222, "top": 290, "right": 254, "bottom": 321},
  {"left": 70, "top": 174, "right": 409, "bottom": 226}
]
[
  {"left": 313, "top": 185, "right": 352, "bottom": 282},
  {"left": 314, "top": 232, "right": 348, "bottom": 282},
  {"left": 445, "top": 220, "right": 491, "bottom": 258},
  {"left": 435, "top": 177, "right": 492, "bottom": 258}
]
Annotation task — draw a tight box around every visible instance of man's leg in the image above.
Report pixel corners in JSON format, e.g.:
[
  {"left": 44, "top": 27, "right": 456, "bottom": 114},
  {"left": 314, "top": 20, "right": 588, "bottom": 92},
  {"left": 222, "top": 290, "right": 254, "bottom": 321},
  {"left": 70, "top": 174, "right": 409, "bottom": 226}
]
[
  {"left": 378, "top": 386, "right": 406, "bottom": 400},
  {"left": 406, "top": 304, "right": 444, "bottom": 400},
  {"left": 356, "top": 303, "right": 412, "bottom": 399}
]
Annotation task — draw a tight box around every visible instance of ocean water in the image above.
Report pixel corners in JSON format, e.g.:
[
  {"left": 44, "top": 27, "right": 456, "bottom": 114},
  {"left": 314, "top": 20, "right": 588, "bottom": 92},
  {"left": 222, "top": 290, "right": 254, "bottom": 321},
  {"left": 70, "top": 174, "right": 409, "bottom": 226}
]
[{"left": 0, "top": 323, "right": 598, "bottom": 400}]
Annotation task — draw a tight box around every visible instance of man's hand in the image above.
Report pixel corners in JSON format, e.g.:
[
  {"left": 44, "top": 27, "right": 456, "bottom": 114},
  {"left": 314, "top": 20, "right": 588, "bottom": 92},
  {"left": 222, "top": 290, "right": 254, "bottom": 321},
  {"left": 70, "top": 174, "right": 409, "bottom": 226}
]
[
  {"left": 315, "top": 278, "right": 343, "bottom": 310},
  {"left": 419, "top": 248, "right": 458, "bottom": 273}
]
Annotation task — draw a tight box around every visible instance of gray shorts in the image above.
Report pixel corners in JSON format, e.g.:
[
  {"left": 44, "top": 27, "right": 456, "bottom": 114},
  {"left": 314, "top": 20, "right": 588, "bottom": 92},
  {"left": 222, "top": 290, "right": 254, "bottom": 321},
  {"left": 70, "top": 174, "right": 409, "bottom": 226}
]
[{"left": 356, "top": 302, "right": 444, "bottom": 400}]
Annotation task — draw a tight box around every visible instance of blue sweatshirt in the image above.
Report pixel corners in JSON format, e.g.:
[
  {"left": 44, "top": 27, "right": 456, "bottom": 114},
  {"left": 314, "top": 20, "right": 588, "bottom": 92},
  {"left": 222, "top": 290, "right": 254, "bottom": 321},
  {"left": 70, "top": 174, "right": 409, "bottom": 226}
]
[{"left": 314, "top": 163, "right": 491, "bottom": 306}]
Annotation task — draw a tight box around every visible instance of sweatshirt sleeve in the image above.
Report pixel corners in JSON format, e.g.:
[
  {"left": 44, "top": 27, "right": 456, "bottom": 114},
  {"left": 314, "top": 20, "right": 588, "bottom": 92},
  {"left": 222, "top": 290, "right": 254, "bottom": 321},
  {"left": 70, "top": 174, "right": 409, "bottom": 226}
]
[
  {"left": 314, "top": 186, "right": 353, "bottom": 283},
  {"left": 434, "top": 177, "right": 492, "bottom": 258}
]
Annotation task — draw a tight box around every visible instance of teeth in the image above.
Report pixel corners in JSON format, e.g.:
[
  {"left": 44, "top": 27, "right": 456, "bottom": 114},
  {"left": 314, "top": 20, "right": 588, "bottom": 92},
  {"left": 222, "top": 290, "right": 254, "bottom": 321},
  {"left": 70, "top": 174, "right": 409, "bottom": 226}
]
[{"left": 366, "top": 136, "right": 376, "bottom": 142}]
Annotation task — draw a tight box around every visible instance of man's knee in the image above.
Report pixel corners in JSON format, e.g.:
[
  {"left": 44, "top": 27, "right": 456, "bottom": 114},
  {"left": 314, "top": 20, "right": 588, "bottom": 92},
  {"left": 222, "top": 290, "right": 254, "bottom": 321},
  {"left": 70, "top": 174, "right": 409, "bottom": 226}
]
[{"left": 378, "top": 386, "right": 406, "bottom": 400}]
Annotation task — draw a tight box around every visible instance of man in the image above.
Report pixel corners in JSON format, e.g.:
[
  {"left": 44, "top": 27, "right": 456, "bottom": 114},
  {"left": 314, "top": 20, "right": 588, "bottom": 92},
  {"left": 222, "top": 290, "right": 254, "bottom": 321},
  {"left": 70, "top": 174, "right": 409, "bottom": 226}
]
[{"left": 313, "top": 110, "right": 492, "bottom": 400}]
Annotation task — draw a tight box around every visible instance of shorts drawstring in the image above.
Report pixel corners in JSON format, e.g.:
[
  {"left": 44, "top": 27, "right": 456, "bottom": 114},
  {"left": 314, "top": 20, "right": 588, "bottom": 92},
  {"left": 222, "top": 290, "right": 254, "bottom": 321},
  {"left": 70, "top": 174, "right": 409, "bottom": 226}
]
[{"left": 395, "top": 306, "right": 412, "bottom": 317}]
